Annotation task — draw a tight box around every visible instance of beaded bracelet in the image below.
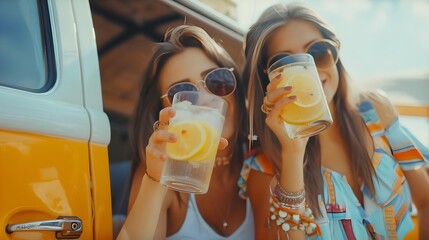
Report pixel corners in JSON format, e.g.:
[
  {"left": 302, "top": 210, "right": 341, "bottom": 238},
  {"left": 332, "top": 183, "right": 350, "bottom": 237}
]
[
  {"left": 268, "top": 176, "right": 321, "bottom": 237},
  {"left": 269, "top": 194, "right": 321, "bottom": 237}
]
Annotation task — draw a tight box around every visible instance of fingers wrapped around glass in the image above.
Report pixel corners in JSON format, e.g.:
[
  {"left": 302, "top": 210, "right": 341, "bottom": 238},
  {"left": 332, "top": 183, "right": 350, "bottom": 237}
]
[{"left": 261, "top": 96, "right": 274, "bottom": 114}]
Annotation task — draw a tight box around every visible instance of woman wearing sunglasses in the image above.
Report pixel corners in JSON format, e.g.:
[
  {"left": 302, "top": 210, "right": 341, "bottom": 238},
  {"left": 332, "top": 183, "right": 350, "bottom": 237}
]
[
  {"left": 239, "top": 3, "right": 429, "bottom": 239},
  {"left": 117, "top": 25, "right": 254, "bottom": 239}
]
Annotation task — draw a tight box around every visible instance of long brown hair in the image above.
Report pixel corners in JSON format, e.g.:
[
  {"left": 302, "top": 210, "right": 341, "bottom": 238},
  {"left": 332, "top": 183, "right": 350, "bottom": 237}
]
[
  {"left": 130, "top": 25, "right": 247, "bottom": 182},
  {"left": 243, "top": 3, "right": 374, "bottom": 216}
]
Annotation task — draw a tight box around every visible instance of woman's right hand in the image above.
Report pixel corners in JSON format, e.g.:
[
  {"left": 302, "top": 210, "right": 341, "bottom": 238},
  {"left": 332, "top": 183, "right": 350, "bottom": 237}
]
[
  {"left": 145, "top": 107, "right": 229, "bottom": 182},
  {"left": 265, "top": 74, "right": 308, "bottom": 193},
  {"left": 145, "top": 107, "right": 177, "bottom": 181},
  {"left": 264, "top": 74, "right": 309, "bottom": 157}
]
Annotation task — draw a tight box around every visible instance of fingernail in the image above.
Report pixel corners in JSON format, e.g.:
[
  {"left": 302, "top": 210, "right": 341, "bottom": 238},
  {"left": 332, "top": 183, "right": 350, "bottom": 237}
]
[
  {"left": 284, "top": 86, "right": 292, "bottom": 91},
  {"left": 169, "top": 135, "right": 177, "bottom": 141},
  {"left": 288, "top": 95, "right": 296, "bottom": 99}
]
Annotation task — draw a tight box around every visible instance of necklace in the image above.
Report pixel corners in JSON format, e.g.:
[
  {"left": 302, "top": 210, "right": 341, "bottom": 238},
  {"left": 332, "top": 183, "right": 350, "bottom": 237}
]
[
  {"left": 203, "top": 171, "right": 236, "bottom": 234},
  {"left": 208, "top": 188, "right": 234, "bottom": 233},
  {"left": 215, "top": 153, "right": 233, "bottom": 167}
]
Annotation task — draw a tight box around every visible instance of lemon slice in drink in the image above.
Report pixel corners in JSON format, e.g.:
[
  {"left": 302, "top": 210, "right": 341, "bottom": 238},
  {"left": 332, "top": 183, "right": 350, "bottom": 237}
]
[
  {"left": 166, "top": 121, "right": 206, "bottom": 160},
  {"left": 188, "top": 121, "right": 218, "bottom": 162},
  {"left": 277, "top": 74, "right": 324, "bottom": 124},
  {"left": 285, "top": 74, "right": 321, "bottom": 108},
  {"left": 280, "top": 102, "right": 325, "bottom": 125}
]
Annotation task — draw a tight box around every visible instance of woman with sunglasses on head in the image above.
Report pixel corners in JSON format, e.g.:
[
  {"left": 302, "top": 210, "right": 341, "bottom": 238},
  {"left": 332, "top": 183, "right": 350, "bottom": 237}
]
[
  {"left": 239, "top": 3, "right": 429, "bottom": 239},
  {"left": 117, "top": 25, "right": 254, "bottom": 239}
]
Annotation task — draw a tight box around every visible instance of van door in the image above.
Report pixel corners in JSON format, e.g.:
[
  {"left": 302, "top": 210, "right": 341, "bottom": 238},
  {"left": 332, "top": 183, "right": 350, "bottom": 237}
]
[{"left": 0, "top": 0, "right": 111, "bottom": 239}]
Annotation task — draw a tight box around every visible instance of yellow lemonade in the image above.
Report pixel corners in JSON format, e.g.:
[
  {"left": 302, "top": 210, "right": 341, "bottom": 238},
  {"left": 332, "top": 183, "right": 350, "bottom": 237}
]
[
  {"left": 277, "top": 72, "right": 324, "bottom": 124},
  {"left": 160, "top": 92, "right": 226, "bottom": 193},
  {"left": 166, "top": 120, "right": 218, "bottom": 162},
  {"left": 166, "top": 121, "right": 206, "bottom": 160},
  {"left": 188, "top": 121, "right": 219, "bottom": 162},
  {"left": 268, "top": 54, "right": 332, "bottom": 138}
]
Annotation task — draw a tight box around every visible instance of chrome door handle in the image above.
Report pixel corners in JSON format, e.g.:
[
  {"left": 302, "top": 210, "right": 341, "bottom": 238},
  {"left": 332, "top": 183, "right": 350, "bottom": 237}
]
[{"left": 6, "top": 216, "right": 82, "bottom": 239}]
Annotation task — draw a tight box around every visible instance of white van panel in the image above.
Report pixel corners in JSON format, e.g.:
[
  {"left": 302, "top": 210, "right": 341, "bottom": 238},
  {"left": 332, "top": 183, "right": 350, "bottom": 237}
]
[
  {"left": 0, "top": 90, "right": 90, "bottom": 141},
  {"left": 0, "top": 0, "right": 91, "bottom": 141},
  {"left": 71, "top": 0, "right": 110, "bottom": 145}
]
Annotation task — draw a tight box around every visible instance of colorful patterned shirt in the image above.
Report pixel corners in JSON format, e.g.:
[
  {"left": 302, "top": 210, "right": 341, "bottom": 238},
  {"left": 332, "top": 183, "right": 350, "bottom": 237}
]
[{"left": 238, "top": 99, "right": 428, "bottom": 239}]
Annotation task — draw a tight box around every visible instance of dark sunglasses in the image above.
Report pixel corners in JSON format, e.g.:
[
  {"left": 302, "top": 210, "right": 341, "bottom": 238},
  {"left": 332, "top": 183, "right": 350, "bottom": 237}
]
[
  {"left": 266, "top": 39, "right": 340, "bottom": 70},
  {"left": 160, "top": 68, "right": 236, "bottom": 104}
]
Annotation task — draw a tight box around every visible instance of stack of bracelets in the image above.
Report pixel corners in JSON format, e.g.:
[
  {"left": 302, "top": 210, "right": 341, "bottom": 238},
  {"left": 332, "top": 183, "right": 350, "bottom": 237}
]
[{"left": 269, "top": 176, "right": 321, "bottom": 238}]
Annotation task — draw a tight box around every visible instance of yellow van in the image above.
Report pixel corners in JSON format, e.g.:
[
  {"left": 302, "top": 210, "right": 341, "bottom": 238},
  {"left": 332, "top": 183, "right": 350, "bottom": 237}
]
[{"left": 0, "top": 0, "right": 111, "bottom": 239}]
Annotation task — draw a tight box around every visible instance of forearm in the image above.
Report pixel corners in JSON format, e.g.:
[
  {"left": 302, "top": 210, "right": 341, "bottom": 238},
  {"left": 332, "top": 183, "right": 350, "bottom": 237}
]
[
  {"left": 279, "top": 150, "right": 306, "bottom": 239},
  {"left": 418, "top": 205, "right": 429, "bottom": 240},
  {"left": 117, "top": 175, "right": 167, "bottom": 240},
  {"left": 280, "top": 149, "right": 305, "bottom": 192},
  {"left": 403, "top": 168, "right": 429, "bottom": 240}
]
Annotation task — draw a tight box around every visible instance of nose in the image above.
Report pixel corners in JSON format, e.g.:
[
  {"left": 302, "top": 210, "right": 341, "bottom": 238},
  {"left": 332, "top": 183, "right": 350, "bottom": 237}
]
[{"left": 195, "top": 80, "right": 211, "bottom": 95}]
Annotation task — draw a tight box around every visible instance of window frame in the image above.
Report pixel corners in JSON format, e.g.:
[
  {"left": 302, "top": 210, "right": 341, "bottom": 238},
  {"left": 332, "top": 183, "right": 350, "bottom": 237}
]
[{"left": 0, "top": 0, "right": 56, "bottom": 93}]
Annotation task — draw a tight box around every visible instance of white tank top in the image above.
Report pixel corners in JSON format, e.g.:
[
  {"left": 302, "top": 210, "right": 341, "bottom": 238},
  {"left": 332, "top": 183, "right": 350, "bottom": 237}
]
[{"left": 167, "top": 194, "right": 254, "bottom": 240}]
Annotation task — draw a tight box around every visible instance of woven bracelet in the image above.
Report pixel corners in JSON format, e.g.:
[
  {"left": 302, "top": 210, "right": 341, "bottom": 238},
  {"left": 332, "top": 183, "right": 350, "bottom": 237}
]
[{"left": 145, "top": 170, "right": 160, "bottom": 182}]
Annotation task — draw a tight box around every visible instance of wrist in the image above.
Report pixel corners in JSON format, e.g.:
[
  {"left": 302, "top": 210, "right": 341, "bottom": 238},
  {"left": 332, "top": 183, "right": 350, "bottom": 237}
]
[
  {"left": 281, "top": 140, "right": 306, "bottom": 157},
  {"left": 142, "top": 173, "right": 167, "bottom": 193},
  {"left": 268, "top": 176, "right": 321, "bottom": 237},
  {"left": 270, "top": 176, "right": 305, "bottom": 210},
  {"left": 279, "top": 151, "right": 305, "bottom": 192},
  {"left": 281, "top": 149, "right": 305, "bottom": 165},
  {"left": 145, "top": 170, "right": 160, "bottom": 183}
]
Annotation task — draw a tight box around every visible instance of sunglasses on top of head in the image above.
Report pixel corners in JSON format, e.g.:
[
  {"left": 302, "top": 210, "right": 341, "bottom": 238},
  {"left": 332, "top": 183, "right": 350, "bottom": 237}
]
[
  {"left": 266, "top": 39, "right": 340, "bottom": 70},
  {"left": 160, "top": 68, "right": 237, "bottom": 104}
]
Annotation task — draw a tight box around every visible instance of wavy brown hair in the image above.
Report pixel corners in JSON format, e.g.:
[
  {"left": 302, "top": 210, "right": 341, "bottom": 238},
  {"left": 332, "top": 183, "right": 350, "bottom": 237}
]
[
  {"left": 130, "top": 25, "right": 247, "bottom": 183},
  {"left": 243, "top": 3, "right": 375, "bottom": 217}
]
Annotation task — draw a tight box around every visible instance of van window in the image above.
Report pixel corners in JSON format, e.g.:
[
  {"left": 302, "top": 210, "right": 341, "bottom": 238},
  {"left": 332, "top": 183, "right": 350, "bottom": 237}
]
[{"left": 0, "top": 0, "right": 55, "bottom": 92}]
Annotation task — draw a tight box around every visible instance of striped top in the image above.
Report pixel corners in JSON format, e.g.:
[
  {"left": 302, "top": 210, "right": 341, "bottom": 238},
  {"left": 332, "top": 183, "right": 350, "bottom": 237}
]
[{"left": 238, "top": 99, "right": 428, "bottom": 239}]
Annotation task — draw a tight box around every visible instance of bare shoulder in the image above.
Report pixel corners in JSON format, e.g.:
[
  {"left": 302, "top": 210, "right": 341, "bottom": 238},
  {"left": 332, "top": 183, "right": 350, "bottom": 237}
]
[
  {"left": 247, "top": 170, "right": 273, "bottom": 202},
  {"left": 364, "top": 90, "right": 398, "bottom": 128},
  {"left": 248, "top": 170, "right": 273, "bottom": 187},
  {"left": 247, "top": 170, "right": 275, "bottom": 238}
]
